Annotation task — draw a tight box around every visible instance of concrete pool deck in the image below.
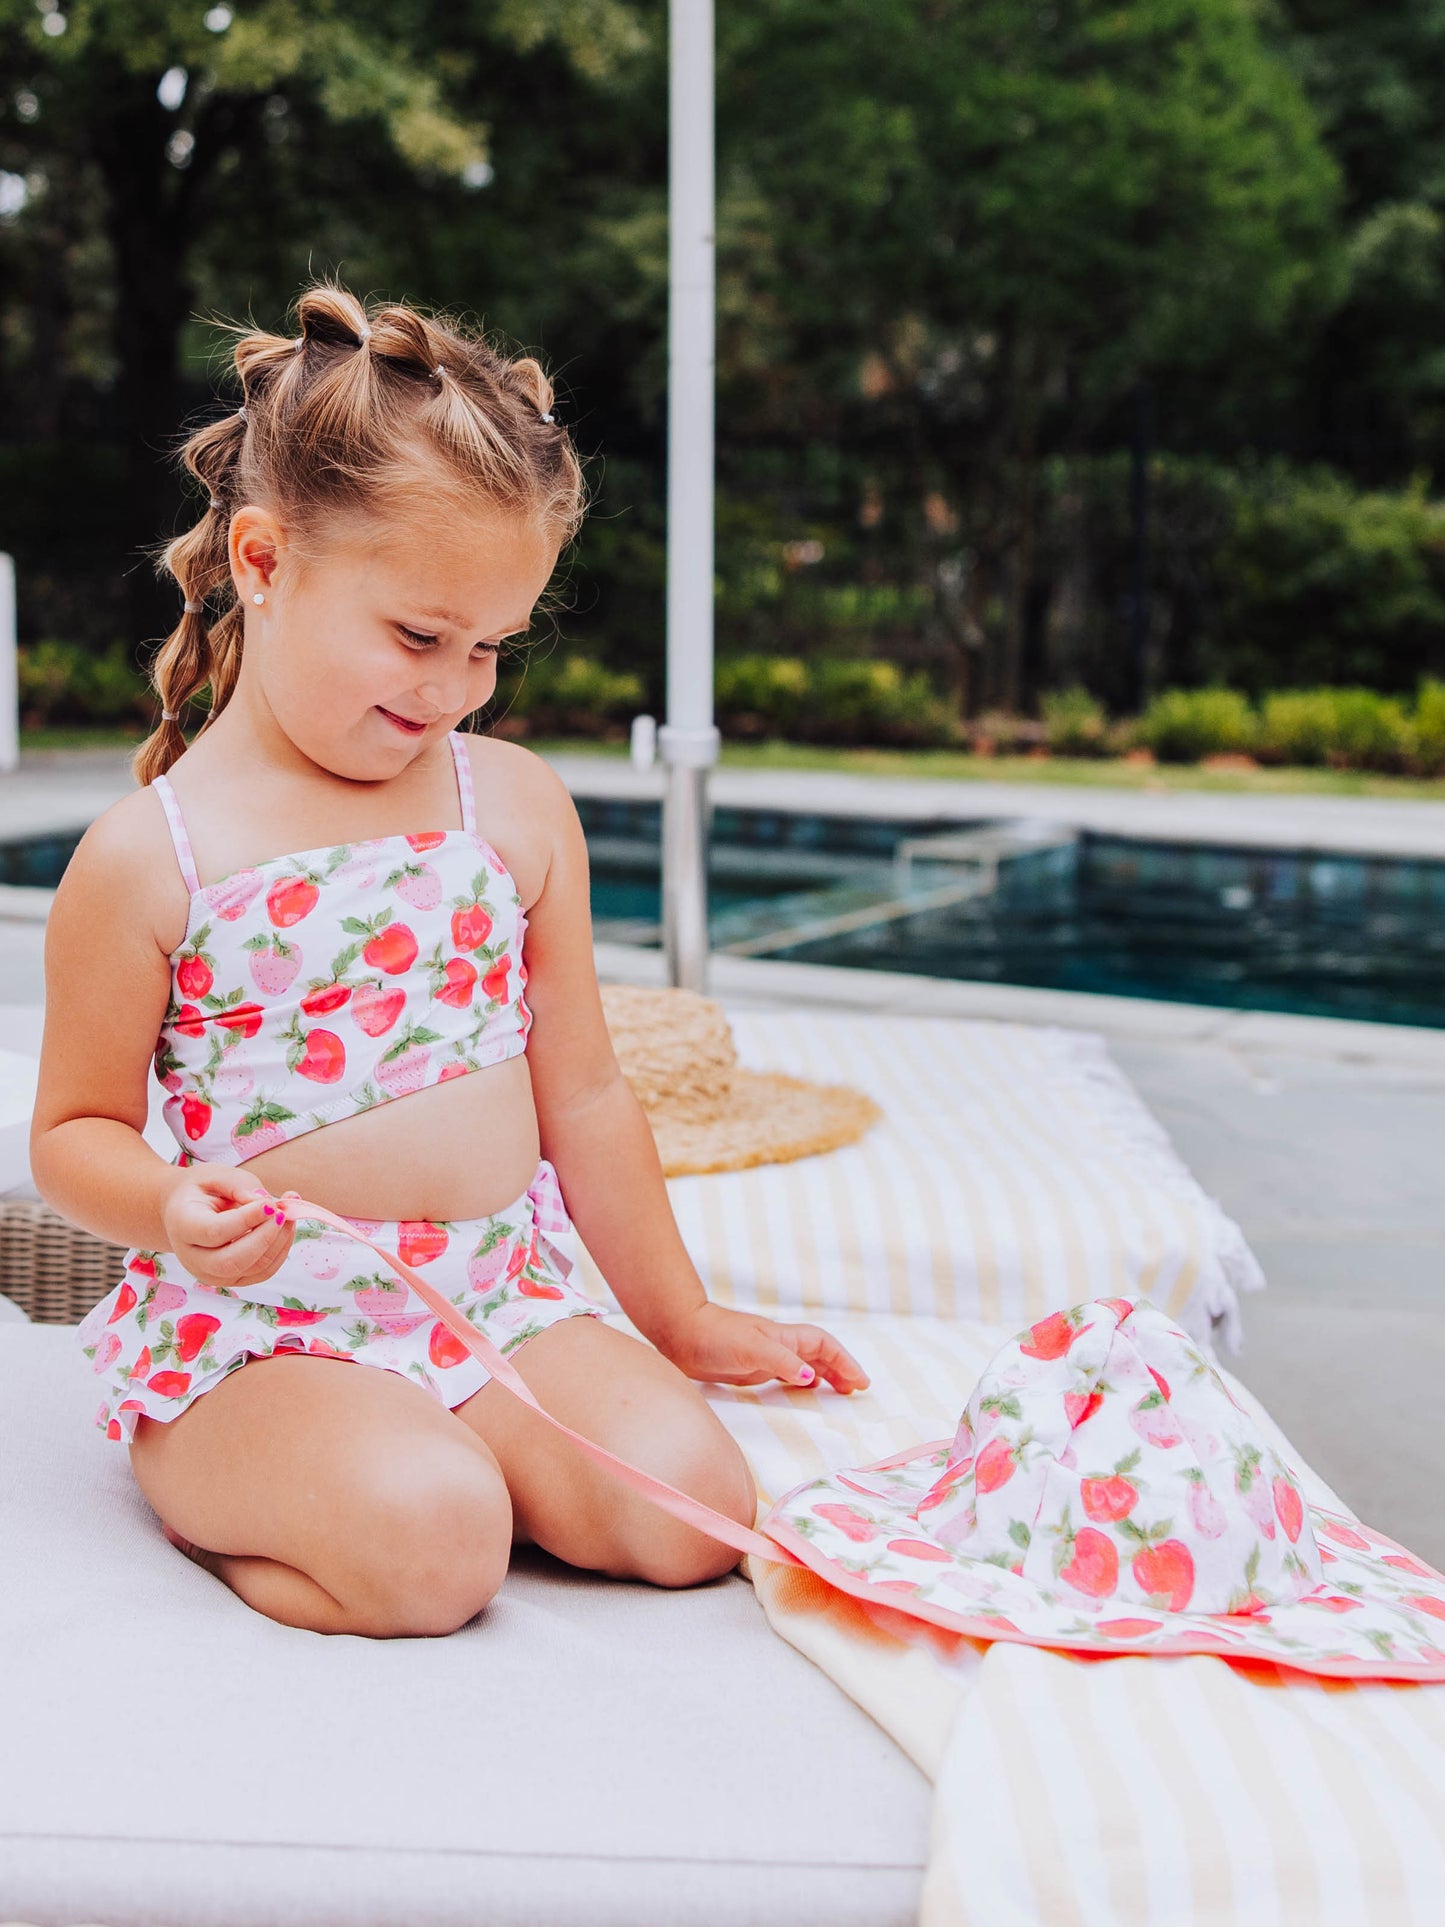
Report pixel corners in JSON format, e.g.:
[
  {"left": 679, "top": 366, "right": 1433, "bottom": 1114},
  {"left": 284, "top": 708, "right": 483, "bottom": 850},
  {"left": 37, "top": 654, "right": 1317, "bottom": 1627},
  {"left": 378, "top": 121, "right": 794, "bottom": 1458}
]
[{"left": 2, "top": 746, "right": 1443, "bottom": 1565}]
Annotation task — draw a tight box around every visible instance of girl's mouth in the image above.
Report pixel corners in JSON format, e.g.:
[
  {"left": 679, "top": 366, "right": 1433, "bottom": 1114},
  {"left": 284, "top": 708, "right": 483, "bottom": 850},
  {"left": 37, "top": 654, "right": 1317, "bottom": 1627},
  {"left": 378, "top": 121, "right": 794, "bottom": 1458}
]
[{"left": 377, "top": 707, "right": 428, "bottom": 736}]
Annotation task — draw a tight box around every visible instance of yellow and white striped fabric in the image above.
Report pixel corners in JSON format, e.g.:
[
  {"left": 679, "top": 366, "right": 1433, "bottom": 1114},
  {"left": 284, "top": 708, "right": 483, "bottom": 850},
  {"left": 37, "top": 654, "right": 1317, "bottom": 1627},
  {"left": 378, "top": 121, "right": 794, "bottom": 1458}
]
[{"left": 578, "top": 1010, "right": 1262, "bottom": 1352}]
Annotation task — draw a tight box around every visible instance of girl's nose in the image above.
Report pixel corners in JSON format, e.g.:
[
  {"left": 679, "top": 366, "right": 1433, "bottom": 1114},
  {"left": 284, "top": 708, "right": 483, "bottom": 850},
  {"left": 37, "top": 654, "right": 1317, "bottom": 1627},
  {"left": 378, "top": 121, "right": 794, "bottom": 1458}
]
[{"left": 414, "top": 666, "right": 471, "bottom": 715}]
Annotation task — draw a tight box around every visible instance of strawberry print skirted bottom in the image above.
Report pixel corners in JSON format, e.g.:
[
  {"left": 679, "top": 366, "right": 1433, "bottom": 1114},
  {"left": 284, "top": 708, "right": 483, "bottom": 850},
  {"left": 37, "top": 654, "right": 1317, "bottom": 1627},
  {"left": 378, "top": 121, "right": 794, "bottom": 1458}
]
[{"left": 77, "top": 1159, "right": 604, "bottom": 1445}]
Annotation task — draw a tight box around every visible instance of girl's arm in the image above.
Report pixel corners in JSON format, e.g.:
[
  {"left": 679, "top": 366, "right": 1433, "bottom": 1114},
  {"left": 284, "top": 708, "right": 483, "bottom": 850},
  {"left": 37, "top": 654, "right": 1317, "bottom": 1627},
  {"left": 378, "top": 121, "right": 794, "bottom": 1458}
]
[
  {"left": 29, "top": 793, "right": 294, "bottom": 1287},
  {"left": 519, "top": 761, "right": 869, "bottom": 1395}
]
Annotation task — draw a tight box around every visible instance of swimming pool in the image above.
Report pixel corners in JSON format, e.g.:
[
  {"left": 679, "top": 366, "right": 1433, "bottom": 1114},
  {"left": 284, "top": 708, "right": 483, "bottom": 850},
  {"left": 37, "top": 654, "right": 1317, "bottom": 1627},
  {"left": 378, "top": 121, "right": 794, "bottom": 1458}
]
[
  {"left": 576, "top": 798, "right": 1445, "bottom": 1029},
  {"left": 6, "top": 804, "right": 1444, "bottom": 1028}
]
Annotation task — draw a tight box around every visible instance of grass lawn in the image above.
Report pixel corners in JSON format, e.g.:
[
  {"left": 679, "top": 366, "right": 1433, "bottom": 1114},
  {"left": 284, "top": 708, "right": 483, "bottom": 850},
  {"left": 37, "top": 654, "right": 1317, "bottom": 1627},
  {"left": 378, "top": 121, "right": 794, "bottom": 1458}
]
[{"left": 19, "top": 727, "right": 1445, "bottom": 800}]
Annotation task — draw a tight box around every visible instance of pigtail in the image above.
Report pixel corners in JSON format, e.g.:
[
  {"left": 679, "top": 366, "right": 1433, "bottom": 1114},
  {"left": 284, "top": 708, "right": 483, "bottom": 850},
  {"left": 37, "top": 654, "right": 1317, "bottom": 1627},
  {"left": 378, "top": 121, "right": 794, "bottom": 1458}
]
[
  {"left": 507, "top": 356, "right": 557, "bottom": 423},
  {"left": 134, "top": 405, "right": 248, "bottom": 782}
]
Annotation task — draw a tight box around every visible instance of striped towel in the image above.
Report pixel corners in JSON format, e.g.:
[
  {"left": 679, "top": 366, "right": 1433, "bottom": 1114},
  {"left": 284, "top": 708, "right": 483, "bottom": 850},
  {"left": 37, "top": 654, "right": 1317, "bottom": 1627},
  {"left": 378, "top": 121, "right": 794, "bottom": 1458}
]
[{"left": 576, "top": 1010, "right": 1264, "bottom": 1351}]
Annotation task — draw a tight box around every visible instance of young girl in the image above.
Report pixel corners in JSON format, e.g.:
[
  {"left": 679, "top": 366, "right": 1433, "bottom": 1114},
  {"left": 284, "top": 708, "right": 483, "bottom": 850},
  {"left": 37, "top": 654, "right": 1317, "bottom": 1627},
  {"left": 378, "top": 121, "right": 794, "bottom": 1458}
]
[{"left": 30, "top": 283, "right": 869, "bottom": 1639}]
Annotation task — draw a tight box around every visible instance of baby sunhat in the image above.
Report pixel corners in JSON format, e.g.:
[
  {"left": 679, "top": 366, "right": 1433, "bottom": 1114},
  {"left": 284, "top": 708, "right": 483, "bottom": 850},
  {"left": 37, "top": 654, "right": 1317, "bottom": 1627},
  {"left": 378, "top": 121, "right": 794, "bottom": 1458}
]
[{"left": 762, "top": 1297, "right": 1445, "bottom": 1681}]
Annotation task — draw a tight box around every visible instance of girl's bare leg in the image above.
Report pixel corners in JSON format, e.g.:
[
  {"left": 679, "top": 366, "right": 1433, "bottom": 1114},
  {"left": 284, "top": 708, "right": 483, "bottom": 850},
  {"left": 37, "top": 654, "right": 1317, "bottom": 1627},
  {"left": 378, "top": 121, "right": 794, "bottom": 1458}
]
[
  {"left": 456, "top": 1316, "right": 759, "bottom": 1587},
  {"left": 157, "top": 1518, "right": 353, "bottom": 1630},
  {"left": 129, "top": 1352, "right": 515, "bottom": 1637}
]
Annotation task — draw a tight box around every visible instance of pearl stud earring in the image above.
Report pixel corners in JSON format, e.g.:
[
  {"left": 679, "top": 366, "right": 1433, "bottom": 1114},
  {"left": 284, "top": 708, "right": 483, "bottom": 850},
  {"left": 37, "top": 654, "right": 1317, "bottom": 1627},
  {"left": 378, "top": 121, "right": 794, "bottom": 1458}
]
[{"left": 252, "top": 592, "right": 265, "bottom": 605}]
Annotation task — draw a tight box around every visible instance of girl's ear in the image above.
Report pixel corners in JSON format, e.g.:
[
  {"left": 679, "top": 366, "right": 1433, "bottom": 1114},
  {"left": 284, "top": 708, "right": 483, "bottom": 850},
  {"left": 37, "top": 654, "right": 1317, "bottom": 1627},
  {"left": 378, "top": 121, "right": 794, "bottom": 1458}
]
[{"left": 230, "top": 506, "right": 287, "bottom": 602}]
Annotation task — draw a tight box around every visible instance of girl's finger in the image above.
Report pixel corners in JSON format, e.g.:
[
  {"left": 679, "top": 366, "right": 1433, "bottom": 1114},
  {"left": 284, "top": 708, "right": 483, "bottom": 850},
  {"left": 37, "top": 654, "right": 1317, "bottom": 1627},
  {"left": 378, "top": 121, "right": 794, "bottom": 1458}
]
[
  {"left": 748, "top": 1336, "right": 817, "bottom": 1389},
  {"left": 186, "top": 1195, "right": 272, "bottom": 1249},
  {"left": 212, "top": 1216, "right": 278, "bottom": 1263},
  {"left": 784, "top": 1325, "right": 871, "bottom": 1393}
]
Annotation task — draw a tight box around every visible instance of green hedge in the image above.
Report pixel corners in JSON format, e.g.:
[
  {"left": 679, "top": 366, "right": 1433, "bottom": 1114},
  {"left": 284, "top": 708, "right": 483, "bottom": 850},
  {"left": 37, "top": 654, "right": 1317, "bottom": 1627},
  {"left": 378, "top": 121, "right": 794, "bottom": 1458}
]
[
  {"left": 18, "top": 632, "right": 1445, "bottom": 777},
  {"left": 1135, "top": 686, "right": 1259, "bottom": 762},
  {"left": 18, "top": 639, "right": 151, "bottom": 728},
  {"left": 1133, "top": 680, "right": 1445, "bottom": 773},
  {"left": 716, "top": 654, "right": 955, "bottom": 748},
  {"left": 491, "top": 650, "right": 645, "bottom": 736}
]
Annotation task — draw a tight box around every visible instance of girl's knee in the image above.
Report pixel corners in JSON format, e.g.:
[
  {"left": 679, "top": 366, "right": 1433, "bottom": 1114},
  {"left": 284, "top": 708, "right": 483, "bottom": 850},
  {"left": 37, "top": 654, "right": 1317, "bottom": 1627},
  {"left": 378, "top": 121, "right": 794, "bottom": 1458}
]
[
  {"left": 623, "top": 1421, "right": 757, "bottom": 1591},
  {"left": 348, "top": 1459, "right": 514, "bottom": 1637}
]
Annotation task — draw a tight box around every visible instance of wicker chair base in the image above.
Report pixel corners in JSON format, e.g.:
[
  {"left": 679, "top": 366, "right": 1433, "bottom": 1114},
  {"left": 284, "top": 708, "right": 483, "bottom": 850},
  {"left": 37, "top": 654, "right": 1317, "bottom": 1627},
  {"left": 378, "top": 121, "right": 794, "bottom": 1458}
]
[{"left": 0, "top": 1199, "right": 127, "bottom": 1324}]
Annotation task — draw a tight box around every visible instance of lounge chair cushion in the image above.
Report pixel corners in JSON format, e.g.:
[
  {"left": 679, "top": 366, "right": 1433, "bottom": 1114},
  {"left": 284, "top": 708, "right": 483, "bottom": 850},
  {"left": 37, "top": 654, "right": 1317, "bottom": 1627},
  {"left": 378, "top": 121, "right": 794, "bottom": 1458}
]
[{"left": 0, "top": 1325, "right": 929, "bottom": 1927}]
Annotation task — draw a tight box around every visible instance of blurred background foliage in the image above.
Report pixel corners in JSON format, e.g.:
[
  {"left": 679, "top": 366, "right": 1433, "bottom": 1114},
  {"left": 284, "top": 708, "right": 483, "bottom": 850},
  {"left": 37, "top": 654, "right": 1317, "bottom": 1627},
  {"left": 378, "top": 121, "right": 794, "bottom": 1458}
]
[{"left": 7, "top": 0, "right": 1445, "bottom": 748}]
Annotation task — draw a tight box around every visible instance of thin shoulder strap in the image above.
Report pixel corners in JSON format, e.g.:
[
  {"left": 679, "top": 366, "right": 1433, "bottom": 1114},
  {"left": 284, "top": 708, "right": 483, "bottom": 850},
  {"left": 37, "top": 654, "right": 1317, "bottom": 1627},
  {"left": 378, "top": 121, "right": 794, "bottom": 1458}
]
[
  {"left": 151, "top": 774, "right": 202, "bottom": 895},
  {"left": 449, "top": 731, "right": 477, "bottom": 833}
]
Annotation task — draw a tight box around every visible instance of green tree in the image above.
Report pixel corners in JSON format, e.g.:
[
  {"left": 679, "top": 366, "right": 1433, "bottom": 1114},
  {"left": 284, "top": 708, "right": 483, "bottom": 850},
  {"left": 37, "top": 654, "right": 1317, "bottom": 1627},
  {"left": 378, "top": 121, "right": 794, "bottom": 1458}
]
[
  {"left": 714, "top": 0, "right": 1341, "bottom": 711},
  {"left": 1280, "top": 1, "right": 1445, "bottom": 477},
  {"left": 0, "top": 0, "right": 650, "bottom": 641}
]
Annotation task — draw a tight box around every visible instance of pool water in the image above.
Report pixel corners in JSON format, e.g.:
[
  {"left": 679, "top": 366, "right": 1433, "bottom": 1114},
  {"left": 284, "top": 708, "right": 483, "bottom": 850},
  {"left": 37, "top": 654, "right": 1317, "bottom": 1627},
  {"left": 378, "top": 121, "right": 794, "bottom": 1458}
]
[
  {"left": 6, "top": 805, "right": 1444, "bottom": 1029},
  {"left": 575, "top": 799, "right": 1445, "bottom": 1030}
]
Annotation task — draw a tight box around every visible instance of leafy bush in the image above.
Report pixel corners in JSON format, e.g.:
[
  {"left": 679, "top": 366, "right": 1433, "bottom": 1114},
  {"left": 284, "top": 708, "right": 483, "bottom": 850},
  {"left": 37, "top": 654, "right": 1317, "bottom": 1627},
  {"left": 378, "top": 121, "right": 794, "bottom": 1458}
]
[
  {"left": 715, "top": 655, "right": 955, "bottom": 747},
  {"left": 1041, "top": 686, "right": 1109, "bottom": 757},
  {"left": 1038, "top": 455, "right": 1445, "bottom": 703},
  {"left": 494, "top": 651, "right": 644, "bottom": 736},
  {"left": 714, "top": 654, "right": 810, "bottom": 737},
  {"left": 18, "top": 639, "right": 149, "bottom": 727},
  {"left": 1257, "top": 686, "right": 1413, "bottom": 770},
  {"left": 1414, "top": 679, "right": 1445, "bottom": 775},
  {"left": 1323, "top": 688, "right": 1413, "bottom": 771},
  {"left": 804, "top": 660, "right": 954, "bottom": 746},
  {"left": 1256, "top": 689, "right": 1336, "bottom": 766},
  {"left": 1134, "top": 686, "right": 1257, "bottom": 762}
]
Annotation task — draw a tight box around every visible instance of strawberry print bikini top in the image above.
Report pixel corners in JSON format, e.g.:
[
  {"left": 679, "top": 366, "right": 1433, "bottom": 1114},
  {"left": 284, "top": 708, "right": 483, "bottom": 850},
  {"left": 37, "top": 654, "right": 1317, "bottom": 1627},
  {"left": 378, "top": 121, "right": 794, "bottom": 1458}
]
[{"left": 150, "top": 732, "right": 532, "bottom": 1166}]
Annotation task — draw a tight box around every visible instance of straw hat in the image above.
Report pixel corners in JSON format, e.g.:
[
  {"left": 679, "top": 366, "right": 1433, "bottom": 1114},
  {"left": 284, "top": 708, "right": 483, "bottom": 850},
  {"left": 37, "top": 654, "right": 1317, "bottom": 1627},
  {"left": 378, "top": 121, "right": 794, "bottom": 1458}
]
[
  {"left": 600, "top": 984, "right": 881, "bottom": 1177},
  {"left": 762, "top": 1296, "right": 1445, "bottom": 1681}
]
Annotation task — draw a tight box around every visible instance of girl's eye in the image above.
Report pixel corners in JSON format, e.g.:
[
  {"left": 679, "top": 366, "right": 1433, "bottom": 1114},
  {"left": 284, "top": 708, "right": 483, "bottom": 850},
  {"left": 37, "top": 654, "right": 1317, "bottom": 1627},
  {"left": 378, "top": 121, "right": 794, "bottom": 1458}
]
[
  {"left": 472, "top": 641, "right": 501, "bottom": 658},
  {"left": 398, "top": 635, "right": 504, "bottom": 666}
]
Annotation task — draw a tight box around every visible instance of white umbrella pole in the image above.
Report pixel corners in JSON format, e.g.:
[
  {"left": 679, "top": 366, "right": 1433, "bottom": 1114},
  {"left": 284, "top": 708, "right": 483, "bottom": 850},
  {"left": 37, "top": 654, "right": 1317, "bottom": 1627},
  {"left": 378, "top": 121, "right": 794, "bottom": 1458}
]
[{"left": 661, "top": 0, "right": 720, "bottom": 993}]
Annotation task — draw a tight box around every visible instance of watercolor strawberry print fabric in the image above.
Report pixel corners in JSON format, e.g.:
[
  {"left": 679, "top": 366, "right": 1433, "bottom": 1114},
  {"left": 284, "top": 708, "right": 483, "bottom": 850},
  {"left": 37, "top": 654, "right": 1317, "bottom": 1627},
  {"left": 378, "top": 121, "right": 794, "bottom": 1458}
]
[
  {"left": 762, "top": 1298, "right": 1445, "bottom": 1681},
  {"left": 77, "top": 1159, "right": 603, "bottom": 1444},
  {"left": 155, "top": 825, "right": 531, "bottom": 1166}
]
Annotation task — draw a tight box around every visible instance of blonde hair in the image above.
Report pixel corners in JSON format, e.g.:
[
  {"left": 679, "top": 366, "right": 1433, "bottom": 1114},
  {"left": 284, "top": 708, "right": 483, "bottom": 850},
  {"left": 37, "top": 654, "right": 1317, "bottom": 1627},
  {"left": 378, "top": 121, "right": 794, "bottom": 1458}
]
[{"left": 135, "top": 282, "right": 585, "bottom": 783}]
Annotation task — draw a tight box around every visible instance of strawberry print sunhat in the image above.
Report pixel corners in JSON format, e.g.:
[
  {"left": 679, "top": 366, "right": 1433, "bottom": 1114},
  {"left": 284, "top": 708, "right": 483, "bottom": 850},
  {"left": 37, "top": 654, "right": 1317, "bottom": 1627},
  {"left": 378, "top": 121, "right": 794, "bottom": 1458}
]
[
  {"left": 760, "top": 1297, "right": 1445, "bottom": 1681},
  {"left": 258, "top": 1202, "right": 1445, "bottom": 1683}
]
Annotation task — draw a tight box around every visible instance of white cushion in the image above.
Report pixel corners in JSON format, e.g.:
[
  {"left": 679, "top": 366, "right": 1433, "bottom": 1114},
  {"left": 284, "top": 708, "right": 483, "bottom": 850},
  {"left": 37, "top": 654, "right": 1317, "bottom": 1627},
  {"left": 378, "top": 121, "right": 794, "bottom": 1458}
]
[
  {"left": 0, "top": 1326, "right": 928, "bottom": 1927},
  {"left": 0, "top": 1045, "right": 39, "bottom": 1198}
]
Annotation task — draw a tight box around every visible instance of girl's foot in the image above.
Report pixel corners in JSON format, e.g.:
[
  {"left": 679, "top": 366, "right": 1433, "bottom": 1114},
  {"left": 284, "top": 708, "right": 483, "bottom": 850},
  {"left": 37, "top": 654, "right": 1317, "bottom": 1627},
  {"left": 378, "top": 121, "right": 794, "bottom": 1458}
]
[{"left": 162, "top": 1520, "right": 219, "bottom": 1576}]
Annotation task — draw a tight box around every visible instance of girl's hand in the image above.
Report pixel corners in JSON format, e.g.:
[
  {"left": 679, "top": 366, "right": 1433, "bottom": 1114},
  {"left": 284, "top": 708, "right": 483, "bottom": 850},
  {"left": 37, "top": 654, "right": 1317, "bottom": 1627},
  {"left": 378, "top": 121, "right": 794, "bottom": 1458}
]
[
  {"left": 654, "top": 1302, "right": 871, "bottom": 1395},
  {"left": 160, "top": 1166, "right": 297, "bottom": 1291}
]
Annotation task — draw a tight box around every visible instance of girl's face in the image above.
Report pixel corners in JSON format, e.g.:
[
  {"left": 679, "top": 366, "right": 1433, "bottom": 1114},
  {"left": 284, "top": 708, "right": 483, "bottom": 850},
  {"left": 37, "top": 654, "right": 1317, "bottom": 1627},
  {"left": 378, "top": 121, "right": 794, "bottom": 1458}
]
[{"left": 230, "top": 503, "right": 558, "bottom": 781}]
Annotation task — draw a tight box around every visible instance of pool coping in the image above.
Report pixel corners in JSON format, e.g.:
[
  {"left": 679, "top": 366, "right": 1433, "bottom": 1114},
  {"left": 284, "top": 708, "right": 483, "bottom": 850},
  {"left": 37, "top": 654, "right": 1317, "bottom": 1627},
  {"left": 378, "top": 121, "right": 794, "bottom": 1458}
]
[{"left": 549, "top": 754, "right": 1445, "bottom": 863}]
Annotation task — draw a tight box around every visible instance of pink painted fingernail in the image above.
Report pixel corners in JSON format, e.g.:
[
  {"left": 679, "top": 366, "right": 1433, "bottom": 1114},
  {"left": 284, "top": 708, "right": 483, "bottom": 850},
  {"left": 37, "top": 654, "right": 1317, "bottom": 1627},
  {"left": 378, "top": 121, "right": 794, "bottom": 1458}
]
[{"left": 796, "top": 1366, "right": 815, "bottom": 1385}]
